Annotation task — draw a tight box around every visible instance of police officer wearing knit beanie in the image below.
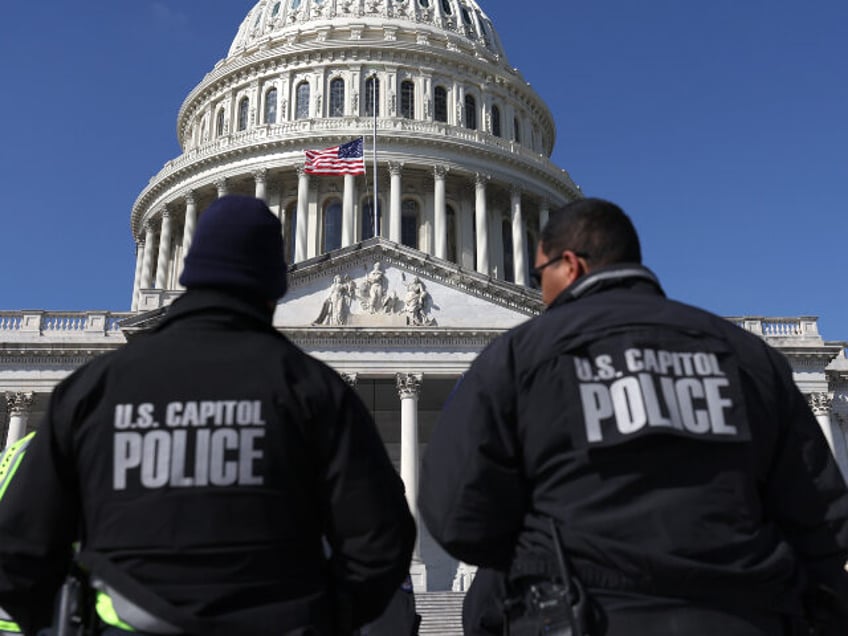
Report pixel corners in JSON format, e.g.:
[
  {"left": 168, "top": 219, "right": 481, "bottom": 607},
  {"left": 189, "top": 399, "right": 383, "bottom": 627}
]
[
  {"left": 0, "top": 195, "right": 415, "bottom": 636},
  {"left": 180, "top": 194, "right": 288, "bottom": 306}
]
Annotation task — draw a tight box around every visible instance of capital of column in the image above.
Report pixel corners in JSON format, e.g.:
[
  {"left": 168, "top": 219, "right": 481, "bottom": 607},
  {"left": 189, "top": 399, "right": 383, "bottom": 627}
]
[
  {"left": 183, "top": 190, "right": 196, "bottom": 206},
  {"left": 388, "top": 161, "right": 403, "bottom": 176},
  {"left": 214, "top": 178, "right": 229, "bottom": 196},
  {"left": 807, "top": 391, "right": 833, "bottom": 416},
  {"left": 253, "top": 168, "right": 268, "bottom": 184},
  {"left": 510, "top": 185, "right": 522, "bottom": 200},
  {"left": 341, "top": 372, "right": 358, "bottom": 387},
  {"left": 433, "top": 165, "right": 448, "bottom": 180},
  {"left": 396, "top": 373, "right": 422, "bottom": 399},
  {"left": 159, "top": 206, "right": 171, "bottom": 220},
  {"left": 474, "top": 172, "right": 490, "bottom": 187},
  {"left": 5, "top": 392, "right": 34, "bottom": 416},
  {"left": 296, "top": 164, "right": 311, "bottom": 180}
]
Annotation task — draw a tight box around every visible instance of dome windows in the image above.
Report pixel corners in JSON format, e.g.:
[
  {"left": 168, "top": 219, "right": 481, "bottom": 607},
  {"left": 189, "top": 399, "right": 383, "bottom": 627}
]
[
  {"left": 329, "top": 78, "right": 345, "bottom": 117},
  {"left": 215, "top": 108, "right": 225, "bottom": 137},
  {"left": 418, "top": 0, "right": 429, "bottom": 7},
  {"left": 322, "top": 199, "right": 342, "bottom": 253},
  {"left": 271, "top": 2, "right": 281, "bottom": 17},
  {"left": 440, "top": 0, "right": 453, "bottom": 15},
  {"left": 237, "top": 97, "right": 249, "bottom": 131},
  {"left": 434, "top": 86, "right": 448, "bottom": 123},
  {"left": 464, "top": 94, "right": 477, "bottom": 130},
  {"left": 291, "top": 0, "right": 302, "bottom": 9},
  {"left": 400, "top": 80, "right": 415, "bottom": 119},
  {"left": 295, "top": 81, "right": 310, "bottom": 119},
  {"left": 264, "top": 88, "right": 278, "bottom": 124},
  {"left": 401, "top": 199, "right": 420, "bottom": 249},
  {"left": 461, "top": 6, "right": 472, "bottom": 25},
  {"left": 491, "top": 105, "right": 501, "bottom": 137},
  {"left": 365, "top": 76, "right": 380, "bottom": 117}
]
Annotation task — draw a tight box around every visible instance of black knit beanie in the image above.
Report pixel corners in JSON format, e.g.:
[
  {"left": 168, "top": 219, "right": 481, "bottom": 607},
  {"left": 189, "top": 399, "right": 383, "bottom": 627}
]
[{"left": 179, "top": 195, "right": 288, "bottom": 301}]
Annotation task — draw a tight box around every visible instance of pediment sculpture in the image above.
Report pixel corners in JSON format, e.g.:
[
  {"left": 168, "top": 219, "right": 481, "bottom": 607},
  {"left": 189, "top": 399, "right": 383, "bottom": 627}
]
[{"left": 312, "top": 262, "right": 437, "bottom": 327}]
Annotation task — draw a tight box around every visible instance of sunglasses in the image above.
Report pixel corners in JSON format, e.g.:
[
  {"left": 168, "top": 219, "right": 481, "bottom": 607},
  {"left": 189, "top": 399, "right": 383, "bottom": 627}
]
[{"left": 529, "top": 251, "right": 590, "bottom": 287}]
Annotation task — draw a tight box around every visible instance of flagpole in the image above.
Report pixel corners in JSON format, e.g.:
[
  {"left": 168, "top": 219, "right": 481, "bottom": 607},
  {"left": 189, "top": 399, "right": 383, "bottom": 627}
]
[{"left": 371, "top": 74, "right": 378, "bottom": 239}]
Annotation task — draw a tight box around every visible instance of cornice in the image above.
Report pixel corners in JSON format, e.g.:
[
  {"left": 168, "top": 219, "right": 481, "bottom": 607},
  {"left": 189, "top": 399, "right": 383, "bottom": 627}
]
[{"left": 282, "top": 326, "right": 503, "bottom": 349}]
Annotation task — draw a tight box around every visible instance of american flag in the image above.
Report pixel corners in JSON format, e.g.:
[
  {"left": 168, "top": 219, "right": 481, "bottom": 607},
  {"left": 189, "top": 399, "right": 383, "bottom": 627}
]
[{"left": 304, "top": 137, "right": 366, "bottom": 176}]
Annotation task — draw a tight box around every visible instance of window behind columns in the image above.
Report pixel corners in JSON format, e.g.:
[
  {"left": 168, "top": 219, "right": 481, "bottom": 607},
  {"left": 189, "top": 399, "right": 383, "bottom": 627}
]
[
  {"left": 238, "top": 97, "right": 249, "bottom": 131},
  {"left": 216, "top": 108, "right": 225, "bottom": 136},
  {"left": 361, "top": 198, "right": 382, "bottom": 240},
  {"left": 434, "top": 86, "right": 448, "bottom": 123},
  {"left": 502, "top": 219, "right": 514, "bottom": 283},
  {"left": 265, "top": 88, "right": 278, "bottom": 124},
  {"left": 329, "top": 78, "right": 345, "bottom": 117},
  {"left": 446, "top": 205, "right": 457, "bottom": 263},
  {"left": 492, "top": 104, "right": 501, "bottom": 137},
  {"left": 401, "top": 199, "right": 419, "bottom": 249},
  {"left": 322, "top": 199, "right": 342, "bottom": 253},
  {"left": 365, "top": 76, "right": 380, "bottom": 117},
  {"left": 513, "top": 117, "right": 521, "bottom": 143},
  {"left": 465, "top": 94, "right": 477, "bottom": 130},
  {"left": 296, "top": 81, "right": 310, "bottom": 119},
  {"left": 284, "top": 203, "right": 297, "bottom": 264},
  {"left": 440, "top": 0, "right": 452, "bottom": 15},
  {"left": 400, "top": 80, "right": 415, "bottom": 118}
]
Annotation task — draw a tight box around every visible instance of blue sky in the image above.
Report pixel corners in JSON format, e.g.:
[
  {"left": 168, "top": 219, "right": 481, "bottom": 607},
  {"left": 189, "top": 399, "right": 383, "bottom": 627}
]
[{"left": 1, "top": 1, "right": 845, "bottom": 339}]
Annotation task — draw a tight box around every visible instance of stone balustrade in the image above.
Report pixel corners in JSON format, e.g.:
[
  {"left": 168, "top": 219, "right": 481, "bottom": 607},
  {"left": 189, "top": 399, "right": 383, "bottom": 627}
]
[
  {"left": 727, "top": 316, "right": 821, "bottom": 340},
  {"left": 0, "top": 311, "right": 133, "bottom": 337}
]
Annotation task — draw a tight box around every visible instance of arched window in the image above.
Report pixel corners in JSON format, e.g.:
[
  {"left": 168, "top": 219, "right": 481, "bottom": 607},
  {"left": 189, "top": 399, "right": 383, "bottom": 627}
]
[
  {"left": 461, "top": 6, "right": 472, "bottom": 25},
  {"left": 446, "top": 205, "right": 458, "bottom": 263},
  {"left": 284, "top": 203, "right": 297, "bottom": 264},
  {"left": 502, "top": 220, "right": 514, "bottom": 283},
  {"left": 237, "top": 97, "right": 249, "bottom": 131},
  {"left": 322, "top": 199, "right": 342, "bottom": 253},
  {"left": 440, "top": 0, "right": 452, "bottom": 15},
  {"left": 513, "top": 117, "right": 521, "bottom": 143},
  {"left": 295, "top": 81, "right": 310, "bottom": 119},
  {"left": 434, "top": 86, "right": 448, "bottom": 123},
  {"left": 264, "top": 88, "right": 278, "bottom": 124},
  {"left": 464, "top": 94, "right": 477, "bottom": 130},
  {"left": 329, "top": 78, "right": 345, "bottom": 117},
  {"left": 361, "top": 198, "right": 382, "bottom": 240},
  {"left": 291, "top": 0, "right": 302, "bottom": 9},
  {"left": 491, "top": 105, "right": 501, "bottom": 137},
  {"left": 418, "top": 0, "right": 429, "bottom": 6},
  {"left": 216, "top": 108, "right": 225, "bottom": 136},
  {"left": 400, "top": 80, "right": 415, "bottom": 119},
  {"left": 271, "top": 2, "right": 281, "bottom": 17},
  {"left": 365, "top": 76, "right": 380, "bottom": 117},
  {"left": 401, "top": 199, "right": 419, "bottom": 249}
]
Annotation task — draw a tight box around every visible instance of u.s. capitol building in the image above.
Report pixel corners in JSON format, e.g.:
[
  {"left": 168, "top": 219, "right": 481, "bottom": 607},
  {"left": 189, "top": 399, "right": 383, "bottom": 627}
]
[{"left": 2, "top": 0, "right": 846, "bottom": 619}]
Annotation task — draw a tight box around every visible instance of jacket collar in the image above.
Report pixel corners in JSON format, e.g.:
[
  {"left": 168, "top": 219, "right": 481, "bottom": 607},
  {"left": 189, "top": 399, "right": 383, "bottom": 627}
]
[
  {"left": 548, "top": 263, "right": 665, "bottom": 309},
  {"left": 155, "top": 288, "right": 275, "bottom": 332}
]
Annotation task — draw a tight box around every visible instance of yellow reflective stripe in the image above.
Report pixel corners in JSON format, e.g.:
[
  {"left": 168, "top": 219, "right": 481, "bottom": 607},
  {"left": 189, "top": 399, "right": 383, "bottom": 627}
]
[
  {"left": 0, "top": 433, "right": 35, "bottom": 502},
  {"left": 96, "top": 591, "right": 136, "bottom": 631},
  {"left": 0, "top": 618, "right": 21, "bottom": 632}
]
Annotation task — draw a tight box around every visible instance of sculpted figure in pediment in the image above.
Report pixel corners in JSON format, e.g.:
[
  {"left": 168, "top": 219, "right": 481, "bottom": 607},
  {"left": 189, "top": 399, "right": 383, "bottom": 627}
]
[
  {"left": 402, "top": 275, "right": 437, "bottom": 326},
  {"left": 360, "top": 262, "right": 391, "bottom": 314},
  {"left": 313, "top": 274, "right": 355, "bottom": 325}
]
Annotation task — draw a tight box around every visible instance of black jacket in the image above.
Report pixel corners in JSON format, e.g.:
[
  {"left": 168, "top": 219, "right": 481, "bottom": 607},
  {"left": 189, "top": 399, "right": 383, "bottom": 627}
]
[
  {"left": 0, "top": 289, "right": 415, "bottom": 635},
  {"left": 420, "top": 265, "right": 848, "bottom": 620}
]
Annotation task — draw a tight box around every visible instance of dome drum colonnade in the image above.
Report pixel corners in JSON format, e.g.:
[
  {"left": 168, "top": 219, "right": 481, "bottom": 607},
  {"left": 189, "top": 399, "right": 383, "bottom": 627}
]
[{"left": 129, "top": 0, "right": 580, "bottom": 310}]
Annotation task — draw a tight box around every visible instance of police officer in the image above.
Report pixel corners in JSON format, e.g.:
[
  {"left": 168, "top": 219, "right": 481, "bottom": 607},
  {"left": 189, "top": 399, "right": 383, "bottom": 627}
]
[
  {"left": 0, "top": 195, "right": 415, "bottom": 636},
  {"left": 419, "top": 198, "right": 848, "bottom": 635}
]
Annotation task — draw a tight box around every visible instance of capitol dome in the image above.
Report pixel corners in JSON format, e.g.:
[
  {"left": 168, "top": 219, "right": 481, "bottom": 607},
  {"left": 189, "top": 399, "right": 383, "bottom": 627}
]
[{"left": 129, "top": 0, "right": 581, "bottom": 310}]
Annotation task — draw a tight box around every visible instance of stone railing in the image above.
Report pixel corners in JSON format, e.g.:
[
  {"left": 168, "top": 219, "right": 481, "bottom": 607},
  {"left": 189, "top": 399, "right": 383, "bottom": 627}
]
[
  {"left": 0, "top": 311, "right": 134, "bottom": 337},
  {"left": 149, "top": 117, "right": 577, "bottom": 192},
  {"left": 727, "top": 316, "right": 821, "bottom": 340}
]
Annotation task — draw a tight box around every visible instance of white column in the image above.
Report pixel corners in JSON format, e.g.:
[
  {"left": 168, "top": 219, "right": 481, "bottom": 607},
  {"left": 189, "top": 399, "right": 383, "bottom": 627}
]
[
  {"left": 177, "top": 191, "right": 197, "bottom": 287},
  {"left": 809, "top": 392, "right": 848, "bottom": 481},
  {"left": 433, "top": 166, "right": 447, "bottom": 260},
  {"left": 511, "top": 187, "right": 528, "bottom": 286},
  {"left": 295, "top": 166, "right": 310, "bottom": 263},
  {"left": 139, "top": 221, "right": 157, "bottom": 290},
  {"left": 474, "top": 173, "right": 489, "bottom": 275},
  {"left": 397, "top": 373, "right": 426, "bottom": 591},
  {"left": 342, "top": 174, "right": 355, "bottom": 247},
  {"left": 155, "top": 208, "right": 173, "bottom": 290},
  {"left": 4, "top": 392, "right": 34, "bottom": 449},
  {"left": 215, "top": 178, "right": 228, "bottom": 198},
  {"left": 254, "top": 168, "right": 268, "bottom": 202},
  {"left": 539, "top": 199, "right": 550, "bottom": 232},
  {"left": 389, "top": 162, "right": 402, "bottom": 243},
  {"left": 131, "top": 240, "right": 144, "bottom": 311}
]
